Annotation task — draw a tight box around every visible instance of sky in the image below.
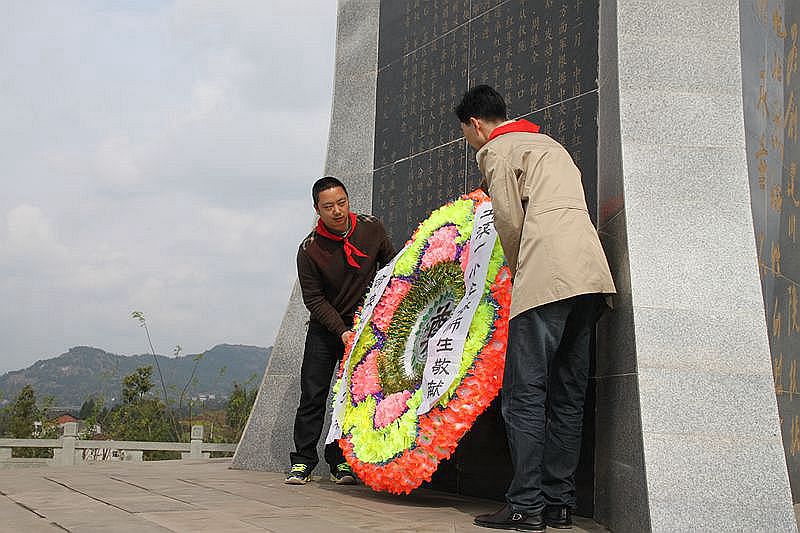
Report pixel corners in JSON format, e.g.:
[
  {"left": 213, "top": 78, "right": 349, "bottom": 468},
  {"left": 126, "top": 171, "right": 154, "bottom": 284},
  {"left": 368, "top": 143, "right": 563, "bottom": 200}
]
[{"left": 0, "top": 1, "right": 337, "bottom": 373}]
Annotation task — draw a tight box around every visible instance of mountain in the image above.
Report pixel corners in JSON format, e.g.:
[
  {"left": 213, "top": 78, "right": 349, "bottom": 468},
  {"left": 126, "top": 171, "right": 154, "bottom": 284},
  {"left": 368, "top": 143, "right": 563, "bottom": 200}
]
[{"left": 0, "top": 344, "right": 270, "bottom": 408}]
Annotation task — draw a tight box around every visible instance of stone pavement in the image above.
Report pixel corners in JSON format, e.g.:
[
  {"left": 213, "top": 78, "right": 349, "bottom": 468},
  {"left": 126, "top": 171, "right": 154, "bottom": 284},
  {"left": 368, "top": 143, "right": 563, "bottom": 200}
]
[{"left": 0, "top": 459, "right": 608, "bottom": 532}]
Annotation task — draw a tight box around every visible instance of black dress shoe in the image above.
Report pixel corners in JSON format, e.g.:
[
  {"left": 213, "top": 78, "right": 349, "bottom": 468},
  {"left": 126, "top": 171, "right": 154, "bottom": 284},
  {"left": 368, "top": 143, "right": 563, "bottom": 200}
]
[
  {"left": 474, "top": 504, "right": 545, "bottom": 531},
  {"left": 543, "top": 505, "right": 572, "bottom": 529}
]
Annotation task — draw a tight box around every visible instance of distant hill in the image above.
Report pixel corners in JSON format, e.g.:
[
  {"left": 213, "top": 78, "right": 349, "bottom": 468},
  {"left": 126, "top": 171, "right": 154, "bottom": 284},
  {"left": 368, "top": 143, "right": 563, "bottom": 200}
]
[{"left": 0, "top": 344, "right": 270, "bottom": 407}]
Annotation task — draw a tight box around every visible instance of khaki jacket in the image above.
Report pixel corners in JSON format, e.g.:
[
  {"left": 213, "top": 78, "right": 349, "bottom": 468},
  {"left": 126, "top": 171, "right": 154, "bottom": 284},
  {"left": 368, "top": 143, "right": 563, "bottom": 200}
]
[{"left": 477, "top": 131, "right": 616, "bottom": 319}]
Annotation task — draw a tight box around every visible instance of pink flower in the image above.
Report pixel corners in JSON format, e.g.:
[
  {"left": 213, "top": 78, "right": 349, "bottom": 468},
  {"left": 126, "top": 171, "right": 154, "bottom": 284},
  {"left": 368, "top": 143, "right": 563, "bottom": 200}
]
[
  {"left": 350, "top": 350, "right": 381, "bottom": 402},
  {"left": 374, "top": 390, "right": 413, "bottom": 429},
  {"left": 372, "top": 279, "right": 411, "bottom": 332},
  {"left": 420, "top": 225, "right": 459, "bottom": 269}
]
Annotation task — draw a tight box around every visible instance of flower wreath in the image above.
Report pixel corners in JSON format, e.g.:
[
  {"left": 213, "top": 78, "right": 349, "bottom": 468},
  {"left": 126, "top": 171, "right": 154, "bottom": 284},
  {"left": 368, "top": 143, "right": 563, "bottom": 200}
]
[{"left": 332, "top": 189, "right": 511, "bottom": 494}]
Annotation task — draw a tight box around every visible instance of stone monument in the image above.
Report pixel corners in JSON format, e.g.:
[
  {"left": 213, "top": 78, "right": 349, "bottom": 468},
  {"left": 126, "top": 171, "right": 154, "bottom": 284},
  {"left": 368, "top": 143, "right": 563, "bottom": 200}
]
[{"left": 234, "top": 1, "right": 798, "bottom": 531}]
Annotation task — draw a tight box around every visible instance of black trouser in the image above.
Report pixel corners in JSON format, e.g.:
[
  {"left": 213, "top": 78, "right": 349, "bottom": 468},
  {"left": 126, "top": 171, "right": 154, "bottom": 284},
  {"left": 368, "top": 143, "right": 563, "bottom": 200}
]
[
  {"left": 290, "top": 321, "right": 346, "bottom": 472},
  {"left": 502, "top": 294, "right": 604, "bottom": 513}
]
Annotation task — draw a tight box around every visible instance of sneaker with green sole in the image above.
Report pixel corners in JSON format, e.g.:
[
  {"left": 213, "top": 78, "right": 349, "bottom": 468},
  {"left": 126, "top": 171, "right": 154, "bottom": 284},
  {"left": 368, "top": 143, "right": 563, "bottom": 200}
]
[
  {"left": 330, "top": 462, "right": 357, "bottom": 485},
  {"left": 285, "top": 463, "right": 312, "bottom": 485}
]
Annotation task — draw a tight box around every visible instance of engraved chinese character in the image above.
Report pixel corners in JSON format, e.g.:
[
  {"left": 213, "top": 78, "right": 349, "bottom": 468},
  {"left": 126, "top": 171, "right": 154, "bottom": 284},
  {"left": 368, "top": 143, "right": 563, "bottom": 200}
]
[
  {"left": 774, "top": 52, "right": 784, "bottom": 81},
  {"left": 771, "top": 184, "right": 783, "bottom": 213},
  {"left": 789, "top": 24, "right": 799, "bottom": 85},
  {"left": 756, "top": 134, "right": 769, "bottom": 190},
  {"left": 789, "top": 284, "right": 800, "bottom": 335},
  {"left": 772, "top": 242, "right": 782, "bottom": 275},
  {"left": 771, "top": 132, "right": 785, "bottom": 158},
  {"left": 758, "top": 69, "right": 769, "bottom": 117},
  {"left": 790, "top": 162, "right": 800, "bottom": 205},
  {"left": 774, "top": 8, "right": 788, "bottom": 38},
  {"left": 757, "top": 0, "right": 768, "bottom": 23},
  {"left": 787, "top": 91, "right": 798, "bottom": 143},
  {"left": 791, "top": 416, "right": 800, "bottom": 455}
]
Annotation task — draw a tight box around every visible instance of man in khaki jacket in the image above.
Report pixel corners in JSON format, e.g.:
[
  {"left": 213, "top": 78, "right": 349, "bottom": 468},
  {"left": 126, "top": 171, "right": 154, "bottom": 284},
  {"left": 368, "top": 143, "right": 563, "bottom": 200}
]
[{"left": 456, "top": 85, "right": 615, "bottom": 532}]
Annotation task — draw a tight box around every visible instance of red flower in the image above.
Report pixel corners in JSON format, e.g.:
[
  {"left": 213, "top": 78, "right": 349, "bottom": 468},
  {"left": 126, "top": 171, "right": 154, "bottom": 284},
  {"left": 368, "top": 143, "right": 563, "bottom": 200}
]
[{"left": 340, "top": 265, "right": 512, "bottom": 494}]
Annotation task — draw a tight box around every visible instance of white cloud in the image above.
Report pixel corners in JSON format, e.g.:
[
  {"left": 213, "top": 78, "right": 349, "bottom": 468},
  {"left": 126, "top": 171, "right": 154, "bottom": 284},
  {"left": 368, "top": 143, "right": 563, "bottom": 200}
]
[
  {"left": 6, "top": 204, "right": 55, "bottom": 247},
  {"left": 94, "top": 134, "right": 143, "bottom": 187},
  {"left": 1, "top": 204, "right": 68, "bottom": 269},
  {"left": 0, "top": 1, "right": 337, "bottom": 374}
]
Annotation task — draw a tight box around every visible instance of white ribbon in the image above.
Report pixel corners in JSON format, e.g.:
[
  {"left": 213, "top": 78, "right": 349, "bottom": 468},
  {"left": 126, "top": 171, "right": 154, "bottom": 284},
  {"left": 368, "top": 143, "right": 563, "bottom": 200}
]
[
  {"left": 326, "top": 244, "right": 410, "bottom": 444},
  {"left": 417, "top": 202, "right": 497, "bottom": 414}
]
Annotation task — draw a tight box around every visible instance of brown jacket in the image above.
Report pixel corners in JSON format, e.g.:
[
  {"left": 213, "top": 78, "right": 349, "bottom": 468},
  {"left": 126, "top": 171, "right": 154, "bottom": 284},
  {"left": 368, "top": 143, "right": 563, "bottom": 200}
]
[
  {"left": 297, "top": 214, "right": 395, "bottom": 336},
  {"left": 476, "top": 129, "right": 616, "bottom": 319}
]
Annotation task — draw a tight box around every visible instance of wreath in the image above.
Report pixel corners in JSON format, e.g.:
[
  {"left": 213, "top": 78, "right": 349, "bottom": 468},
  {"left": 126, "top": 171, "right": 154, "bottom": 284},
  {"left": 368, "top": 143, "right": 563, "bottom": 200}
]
[{"left": 328, "top": 189, "right": 511, "bottom": 494}]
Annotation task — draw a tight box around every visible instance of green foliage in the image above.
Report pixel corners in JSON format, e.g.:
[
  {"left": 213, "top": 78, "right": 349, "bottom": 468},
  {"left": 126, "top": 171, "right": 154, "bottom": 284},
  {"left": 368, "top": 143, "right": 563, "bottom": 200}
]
[
  {"left": 225, "top": 379, "right": 258, "bottom": 442},
  {"left": 107, "top": 397, "right": 175, "bottom": 441},
  {"left": 122, "top": 366, "right": 154, "bottom": 404},
  {"left": 1, "top": 366, "right": 259, "bottom": 462},
  {"left": 8, "top": 385, "right": 56, "bottom": 458},
  {"left": 0, "top": 407, "right": 9, "bottom": 437},
  {"left": 79, "top": 397, "right": 107, "bottom": 439},
  {"left": 78, "top": 397, "right": 96, "bottom": 420},
  {"left": 10, "top": 385, "right": 39, "bottom": 438},
  {"left": 107, "top": 366, "right": 178, "bottom": 459}
]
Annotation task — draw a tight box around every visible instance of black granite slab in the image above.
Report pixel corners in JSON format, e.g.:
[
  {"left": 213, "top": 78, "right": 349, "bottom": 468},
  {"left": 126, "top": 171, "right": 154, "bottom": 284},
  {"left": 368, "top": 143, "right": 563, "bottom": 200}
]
[
  {"left": 378, "top": 0, "right": 470, "bottom": 68},
  {"left": 741, "top": 0, "right": 800, "bottom": 502},
  {"left": 372, "top": 159, "right": 412, "bottom": 246},
  {"left": 372, "top": 0, "right": 601, "bottom": 513}
]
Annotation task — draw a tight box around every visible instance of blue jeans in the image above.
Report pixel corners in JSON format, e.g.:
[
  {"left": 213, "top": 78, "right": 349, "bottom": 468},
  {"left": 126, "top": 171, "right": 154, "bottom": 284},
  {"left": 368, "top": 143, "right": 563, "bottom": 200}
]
[{"left": 502, "top": 294, "right": 604, "bottom": 512}]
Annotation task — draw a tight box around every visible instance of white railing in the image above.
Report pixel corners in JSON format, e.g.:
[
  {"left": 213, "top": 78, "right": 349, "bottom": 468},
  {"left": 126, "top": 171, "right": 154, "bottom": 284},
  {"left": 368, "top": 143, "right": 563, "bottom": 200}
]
[{"left": 0, "top": 422, "right": 237, "bottom": 467}]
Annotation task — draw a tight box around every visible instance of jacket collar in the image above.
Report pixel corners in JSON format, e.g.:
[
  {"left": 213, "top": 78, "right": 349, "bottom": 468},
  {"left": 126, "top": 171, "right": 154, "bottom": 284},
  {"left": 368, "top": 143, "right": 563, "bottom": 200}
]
[
  {"left": 315, "top": 213, "right": 368, "bottom": 269},
  {"left": 487, "top": 119, "right": 541, "bottom": 142}
]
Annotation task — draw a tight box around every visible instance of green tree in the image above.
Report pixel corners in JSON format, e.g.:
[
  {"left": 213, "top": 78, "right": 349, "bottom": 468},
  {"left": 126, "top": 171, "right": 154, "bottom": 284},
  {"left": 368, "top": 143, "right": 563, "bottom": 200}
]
[
  {"left": 79, "top": 397, "right": 107, "bottom": 439},
  {"left": 10, "top": 385, "right": 38, "bottom": 438},
  {"left": 122, "top": 366, "right": 154, "bottom": 403},
  {"left": 78, "top": 397, "right": 96, "bottom": 420},
  {"left": 0, "top": 404, "right": 9, "bottom": 437},
  {"left": 8, "top": 385, "right": 55, "bottom": 458},
  {"left": 225, "top": 381, "right": 258, "bottom": 442},
  {"left": 107, "top": 367, "right": 177, "bottom": 458}
]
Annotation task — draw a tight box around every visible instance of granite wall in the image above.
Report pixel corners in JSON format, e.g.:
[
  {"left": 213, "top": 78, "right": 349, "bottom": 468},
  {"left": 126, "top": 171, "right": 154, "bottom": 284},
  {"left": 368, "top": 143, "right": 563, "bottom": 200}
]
[{"left": 598, "top": 0, "right": 795, "bottom": 529}]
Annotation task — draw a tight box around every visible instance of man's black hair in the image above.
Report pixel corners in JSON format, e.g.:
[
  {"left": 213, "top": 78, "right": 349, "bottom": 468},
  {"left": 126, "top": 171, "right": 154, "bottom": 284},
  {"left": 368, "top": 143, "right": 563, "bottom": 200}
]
[
  {"left": 454, "top": 85, "right": 508, "bottom": 124},
  {"left": 312, "top": 176, "right": 348, "bottom": 206}
]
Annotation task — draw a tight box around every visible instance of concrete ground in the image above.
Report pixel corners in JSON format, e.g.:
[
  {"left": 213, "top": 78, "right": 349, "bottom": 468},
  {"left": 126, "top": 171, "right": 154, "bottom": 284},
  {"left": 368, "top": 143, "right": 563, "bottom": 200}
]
[{"left": 0, "top": 459, "right": 608, "bottom": 532}]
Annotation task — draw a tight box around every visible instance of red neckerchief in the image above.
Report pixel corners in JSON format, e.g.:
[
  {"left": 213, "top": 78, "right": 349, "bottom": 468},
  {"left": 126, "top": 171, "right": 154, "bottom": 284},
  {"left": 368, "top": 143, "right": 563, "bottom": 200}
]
[
  {"left": 315, "top": 212, "right": 368, "bottom": 269},
  {"left": 487, "top": 119, "right": 541, "bottom": 142}
]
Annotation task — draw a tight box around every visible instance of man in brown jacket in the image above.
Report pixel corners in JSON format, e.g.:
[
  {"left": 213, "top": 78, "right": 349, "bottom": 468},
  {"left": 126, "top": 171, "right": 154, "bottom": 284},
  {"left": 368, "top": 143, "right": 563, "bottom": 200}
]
[
  {"left": 285, "top": 176, "right": 395, "bottom": 486},
  {"left": 456, "top": 86, "right": 615, "bottom": 531}
]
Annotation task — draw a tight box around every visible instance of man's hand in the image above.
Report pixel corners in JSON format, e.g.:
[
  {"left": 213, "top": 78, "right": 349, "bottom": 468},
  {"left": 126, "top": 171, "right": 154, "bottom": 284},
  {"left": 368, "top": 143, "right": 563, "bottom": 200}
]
[{"left": 341, "top": 330, "right": 354, "bottom": 345}]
